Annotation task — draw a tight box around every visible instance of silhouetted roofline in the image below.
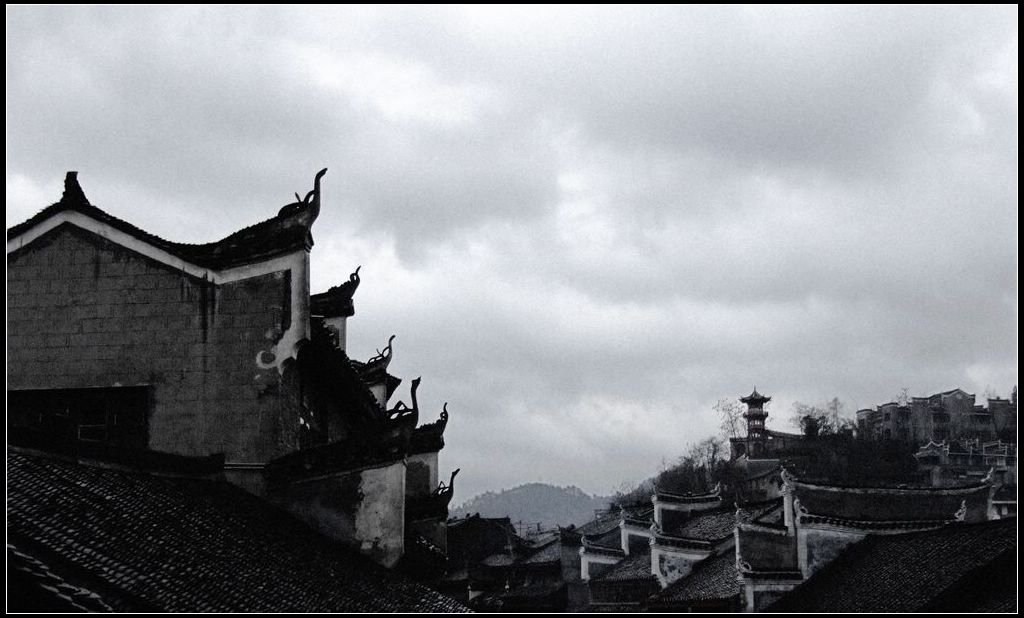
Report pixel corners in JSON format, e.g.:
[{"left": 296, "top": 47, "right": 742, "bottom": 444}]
[{"left": 8, "top": 170, "right": 327, "bottom": 271}]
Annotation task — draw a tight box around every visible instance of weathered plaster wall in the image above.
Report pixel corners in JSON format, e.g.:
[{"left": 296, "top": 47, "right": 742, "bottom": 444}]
[
  {"left": 7, "top": 225, "right": 303, "bottom": 462},
  {"left": 652, "top": 542, "right": 728, "bottom": 587},
  {"left": 580, "top": 552, "right": 619, "bottom": 581},
  {"left": 270, "top": 461, "right": 407, "bottom": 567},
  {"left": 798, "top": 527, "right": 865, "bottom": 578},
  {"left": 563, "top": 543, "right": 590, "bottom": 612},
  {"left": 737, "top": 526, "right": 798, "bottom": 570},
  {"left": 406, "top": 451, "right": 439, "bottom": 498},
  {"left": 353, "top": 461, "right": 407, "bottom": 567}
]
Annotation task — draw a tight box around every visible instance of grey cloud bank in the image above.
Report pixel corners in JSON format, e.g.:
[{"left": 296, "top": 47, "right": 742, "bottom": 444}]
[{"left": 6, "top": 5, "right": 1017, "bottom": 500}]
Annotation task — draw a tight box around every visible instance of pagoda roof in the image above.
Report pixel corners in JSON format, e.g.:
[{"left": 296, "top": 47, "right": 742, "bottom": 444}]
[{"left": 740, "top": 388, "right": 771, "bottom": 405}]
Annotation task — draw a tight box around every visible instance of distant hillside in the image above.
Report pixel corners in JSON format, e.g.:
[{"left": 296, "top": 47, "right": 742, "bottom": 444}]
[{"left": 451, "top": 483, "right": 613, "bottom": 530}]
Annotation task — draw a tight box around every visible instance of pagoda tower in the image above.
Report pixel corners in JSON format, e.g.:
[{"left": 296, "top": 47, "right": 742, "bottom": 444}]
[{"left": 741, "top": 388, "right": 771, "bottom": 443}]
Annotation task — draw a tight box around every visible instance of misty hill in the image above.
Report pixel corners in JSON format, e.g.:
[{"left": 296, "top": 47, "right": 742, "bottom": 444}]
[{"left": 451, "top": 483, "right": 613, "bottom": 530}]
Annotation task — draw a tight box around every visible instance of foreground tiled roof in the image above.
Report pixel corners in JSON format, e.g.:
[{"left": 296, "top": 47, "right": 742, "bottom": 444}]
[
  {"left": 7, "top": 449, "right": 468, "bottom": 612},
  {"left": 649, "top": 551, "right": 739, "bottom": 605},
  {"left": 8, "top": 544, "right": 114, "bottom": 612},
  {"left": 767, "top": 518, "right": 1017, "bottom": 612}
]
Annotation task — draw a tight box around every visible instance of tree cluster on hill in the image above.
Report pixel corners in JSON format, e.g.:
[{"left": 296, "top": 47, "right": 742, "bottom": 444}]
[
  {"left": 788, "top": 397, "right": 857, "bottom": 438},
  {"left": 611, "top": 437, "right": 733, "bottom": 507}
]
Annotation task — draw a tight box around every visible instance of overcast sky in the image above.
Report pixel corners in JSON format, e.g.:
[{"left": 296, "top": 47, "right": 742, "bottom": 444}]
[{"left": 6, "top": 6, "right": 1018, "bottom": 501}]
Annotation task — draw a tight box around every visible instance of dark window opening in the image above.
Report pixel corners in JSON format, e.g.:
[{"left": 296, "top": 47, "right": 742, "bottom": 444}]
[{"left": 9, "top": 386, "right": 150, "bottom": 449}]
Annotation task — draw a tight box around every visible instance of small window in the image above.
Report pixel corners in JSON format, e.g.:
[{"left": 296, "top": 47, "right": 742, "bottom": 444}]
[{"left": 9, "top": 386, "right": 150, "bottom": 448}]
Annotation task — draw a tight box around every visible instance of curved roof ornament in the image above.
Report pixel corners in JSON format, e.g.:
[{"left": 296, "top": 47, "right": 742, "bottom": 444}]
[
  {"left": 279, "top": 168, "right": 327, "bottom": 216},
  {"left": 59, "top": 171, "right": 90, "bottom": 206},
  {"left": 435, "top": 468, "right": 460, "bottom": 496},
  {"left": 389, "top": 376, "right": 421, "bottom": 421},
  {"left": 367, "top": 334, "right": 395, "bottom": 367},
  {"left": 346, "top": 265, "right": 361, "bottom": 288},
  {"left": 333, "top": 265, "right": 362, "bottom": 300}
]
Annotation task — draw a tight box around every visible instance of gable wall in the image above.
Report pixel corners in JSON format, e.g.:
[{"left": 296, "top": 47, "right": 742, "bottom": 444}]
[{"left": 7, "top": 224, "right": 305, "bottom": 462}]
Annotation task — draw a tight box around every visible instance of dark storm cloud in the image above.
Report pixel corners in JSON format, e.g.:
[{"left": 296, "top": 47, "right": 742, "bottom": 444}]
[{"left": 6, "top": 6, "right": 1017, "bottom": 500}]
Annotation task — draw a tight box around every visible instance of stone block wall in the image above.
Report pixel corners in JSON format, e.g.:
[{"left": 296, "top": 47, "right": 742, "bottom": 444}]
[{"left": 7, "top": 224, "right": 303, "bottom": 462}]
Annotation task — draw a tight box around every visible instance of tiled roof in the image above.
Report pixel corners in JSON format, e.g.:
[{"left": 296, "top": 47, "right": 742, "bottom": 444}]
[
  {"left": 574, "top": 511, "right": 623, "bottom": 537},
  {"left": 586, "top": 528, "right": 624, "bottom": 551},
  {"left": 7, "top": 449, "right": 468, "bottom": 613},
  {"left": 8, "top": 171, "right": 325, "bottom": 270},
  {"left": 649, "top": 551, "right": 739, "bottom": 604},
  {"left": 791, "top": 478, "right": 990, "bottom": 523},
  {"left": 654, "top": 487, "right": 722, "bottom": 505},
  {"left": 766, "top": 429, "right": 804, "bottom": 440},
  {"left": 311, "top": 267, "right": 361, "bottom": 318},
  {"left": 767, "top": 518, "right": 1017, "bottom": 612},
  {"left": 590, "top": 551, "right": 654, "bottom": 583},
  {"left": 519, "top": 539, "right": 562, "bottom": 565},
  {"left": 663, "top": 507, "right": 736, "bottom": 542},
  {"left": 8, "top": 544, "right": 115, "bottom": 612}
]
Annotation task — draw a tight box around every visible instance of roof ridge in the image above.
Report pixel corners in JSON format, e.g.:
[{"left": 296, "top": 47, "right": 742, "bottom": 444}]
[{"left": 8, "top": 170, "right": 328, "bottom": 270}]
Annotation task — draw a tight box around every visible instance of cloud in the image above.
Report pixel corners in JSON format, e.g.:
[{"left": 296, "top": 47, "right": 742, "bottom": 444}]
[{"left": 6, "top": 6, "right": 1018, "bottom": 500}]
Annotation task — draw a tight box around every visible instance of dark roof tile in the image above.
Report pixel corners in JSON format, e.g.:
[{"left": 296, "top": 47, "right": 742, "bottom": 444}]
[
  {"left": 767, "top": 518, "right": 1017, "bottom": 612},
  {"left": 591, "top": 551, "right": 654, "bottom": 583},
  {"left": 650, "top": 551, "right": 739, "bottom": 604},
  {"left": 7, "top": 450, "right": 468, "bottom": 612}
]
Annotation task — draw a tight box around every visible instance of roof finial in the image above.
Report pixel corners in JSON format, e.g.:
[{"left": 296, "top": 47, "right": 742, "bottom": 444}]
[
  {"left": 60, "top": 171, "right": 90, "bottom": 206},
  {"left": 278, "top": 168, "right": 327, "bottom": 220}
]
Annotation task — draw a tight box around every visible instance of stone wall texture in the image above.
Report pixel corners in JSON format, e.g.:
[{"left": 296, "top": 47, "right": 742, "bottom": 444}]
[{"left": 7, "top": 224, "right": 303, "bottom": 462}]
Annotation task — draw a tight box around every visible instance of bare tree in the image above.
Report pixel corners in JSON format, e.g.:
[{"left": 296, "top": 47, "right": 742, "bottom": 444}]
[{"left": 714, "top": 398, "right": 746, "bottom": 442}]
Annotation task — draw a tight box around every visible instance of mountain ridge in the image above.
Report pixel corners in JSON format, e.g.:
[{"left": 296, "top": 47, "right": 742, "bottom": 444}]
[{"left": 451, "top": 482, "right": 614, "bottom": 530}]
